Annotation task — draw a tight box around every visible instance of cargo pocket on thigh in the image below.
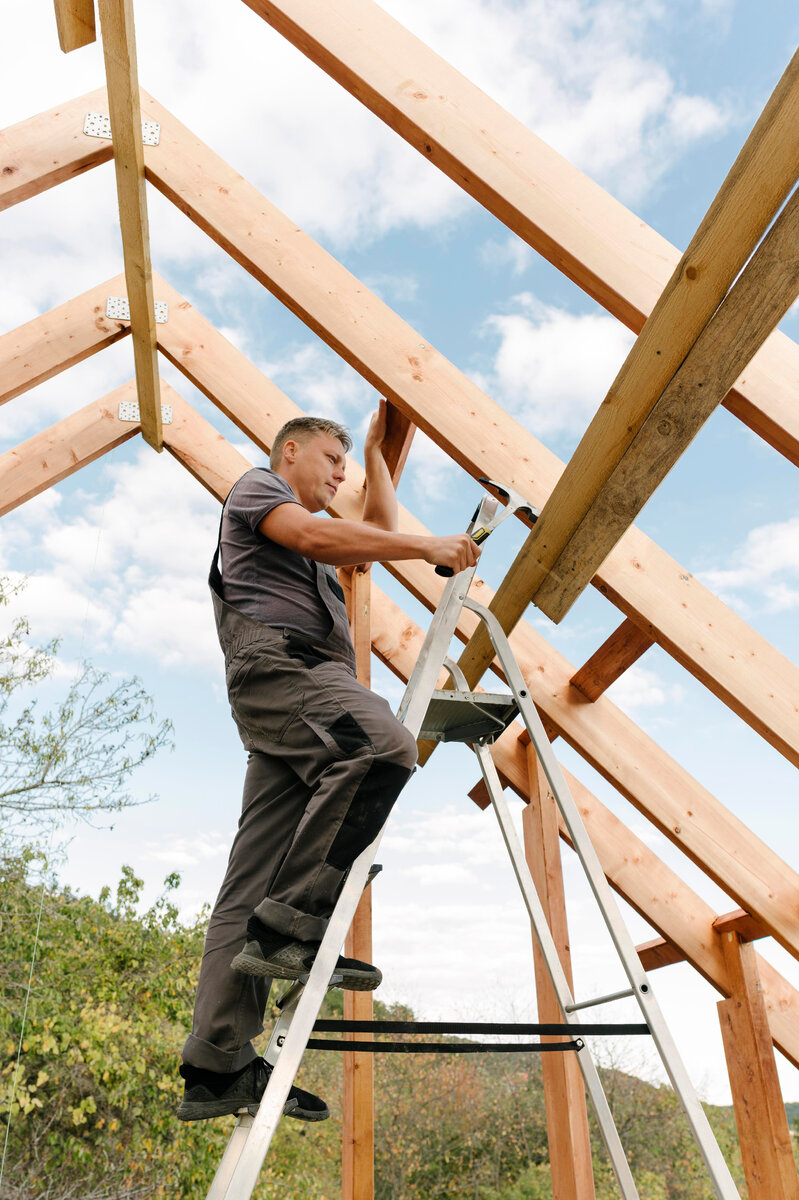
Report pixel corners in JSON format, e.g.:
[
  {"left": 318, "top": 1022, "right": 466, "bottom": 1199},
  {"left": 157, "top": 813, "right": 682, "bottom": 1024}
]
[
  {"left": 326, "top": 759, "right": 413, "bottom": 871},
  {"left": 300, "top": 709, "right": 374, "bottom": 760},
  {"left": 226, "top": 646, "right": 302, "bottom": 745}
]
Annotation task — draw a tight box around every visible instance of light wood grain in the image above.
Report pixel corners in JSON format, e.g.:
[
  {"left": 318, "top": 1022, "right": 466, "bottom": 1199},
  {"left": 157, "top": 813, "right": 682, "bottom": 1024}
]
[
  {"left": 141, "top": 110, "right": 799, "bottom": 771},
  {"left": 0, "top": 382, "right": 139, "bottom": 517},
  {"left": 523, "top": 751, "right": 595, "bottom": 1200},
  {"left": 0, "top": 275, "right": 128, "bottom": 405},
  {"left": 53, "top": 0, "right": 96, "bottom": 52},
  {"left": 718, "top": 934, "right": 799, "bottom": 1199},
  {"left": 570, "top": 617, "right": 654, "bottom": 702},
  {"left": 96, "top": 0, "right": 161, "bottom": 449}
]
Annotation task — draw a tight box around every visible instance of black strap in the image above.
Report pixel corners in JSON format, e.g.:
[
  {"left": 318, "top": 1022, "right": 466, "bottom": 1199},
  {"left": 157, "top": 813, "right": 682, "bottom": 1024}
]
[
  {"left": 306, "top": 1038, "right": 584, "bottom": 1055},
  {"left": 313, "top": 1019, "right": 649, "bottom": 1036}
]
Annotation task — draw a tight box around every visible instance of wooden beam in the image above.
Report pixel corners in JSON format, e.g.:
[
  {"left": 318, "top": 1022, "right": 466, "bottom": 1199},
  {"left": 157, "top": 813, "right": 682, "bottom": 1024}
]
[
  {"left": 157, "top": 397, "right": 799, "bottom": 1070},
  {"left": 637, "top": 911, "right": 769, "bottom": 972},
  {"left": 533, "top": 184, "right": 799, "bottom": 620},
  {"left": 240, "top": 1, "right": 799, "bottom": 469},
  {"left": 717, "top": 934, "right": 799, "bottom": 1200},
  {"left": 0, "top": 275, "right": 128, "bottom": 406},
  {"left": 96, "top": 0, "right": 161, "bottom": 450},
  {"left": 713, "top": 909, "right": 770, "bottom": 941},
  {"left": 53, "top": 0, "right": 96, "bottom": 51},
  {"left": 570, "top": 617, "right": 654, "bottom": 702},
  {"left": 0, "top": 382, "right": 140, "bottom": 517},
  {"left": 523, "top": 749, "right": 595, "bottom": 1200},
  {"left": 381, "top": 403, "right": 416, "bottom": 487},
  {"left": 0, "top": 88, "right": 111, "bottom": 210},
  {"left": 140, "top": 120, "right": 799, "bottom": 771},
  {"left": 151, "top": 287, "right": 799, "bottom": 961},
  {"left": 340, "top": 567, "right": 375, "bottom": 1200}
]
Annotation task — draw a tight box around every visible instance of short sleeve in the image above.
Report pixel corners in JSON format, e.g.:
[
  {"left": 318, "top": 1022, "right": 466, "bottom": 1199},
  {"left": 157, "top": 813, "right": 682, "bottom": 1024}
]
[{"left": 227, "top": 469, "right": 301, "bottom": 533}]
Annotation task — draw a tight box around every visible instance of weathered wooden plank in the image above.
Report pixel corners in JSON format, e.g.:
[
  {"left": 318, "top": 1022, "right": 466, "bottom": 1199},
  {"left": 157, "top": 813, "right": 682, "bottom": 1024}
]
[
  {"left": 53, "top": 0, "right": 96, "bottom": 52},
  {"left": 570, "top": 617, "right": 654, "bottom": 702},
  {"left": 240, "top": 0, "right": 799, "bottom": 468},
  {"left": 0, "top": 275, "right": 128, "bottom": 405},
  {"left": 523, "top": 750, "right": 595, "bottom": 1200},
  {"left": 718, "top": 934, "right": 799, "bottom": 1200},
  {"left": 96, "top": 0, "right": 161, "bottom": 450},
  {"left": 534, "top": 184, "right": 799, "bottom": 619},
  {"left": 147, "top": 229, "right": 799, "bottom": 771},
  {"left": 0, "top": 88, "right": 111, "bottom": 210},
  {"left": 0, "top": 382, "right": 139, "bottom": 517},
  {"left": 159, "top": 397, "right": 799, "bottom": 1069}
]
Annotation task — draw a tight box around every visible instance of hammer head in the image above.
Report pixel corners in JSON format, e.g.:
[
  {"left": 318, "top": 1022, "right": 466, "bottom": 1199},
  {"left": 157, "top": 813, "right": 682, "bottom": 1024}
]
[{"left": 478, "top": 477, "right": 539, "bottom": 524}]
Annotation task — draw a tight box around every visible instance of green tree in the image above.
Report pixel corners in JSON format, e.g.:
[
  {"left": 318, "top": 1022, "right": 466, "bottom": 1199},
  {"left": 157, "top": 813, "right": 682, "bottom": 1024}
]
[{"left": 0, "top": 577, "right": 172, "bottom": 840}]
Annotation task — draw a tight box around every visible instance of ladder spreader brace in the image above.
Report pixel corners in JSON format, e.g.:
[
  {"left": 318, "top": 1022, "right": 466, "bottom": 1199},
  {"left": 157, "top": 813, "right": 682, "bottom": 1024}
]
[{"left": 206, "top": 483, "right": 741, "bottom": 1200}]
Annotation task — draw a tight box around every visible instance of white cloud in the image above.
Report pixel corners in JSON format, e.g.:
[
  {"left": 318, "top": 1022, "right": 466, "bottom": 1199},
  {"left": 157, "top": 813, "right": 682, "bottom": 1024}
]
[
  {"left": 480, "top": 236, "right": 535, "bottom": 277},
  {"left": 605, "top": 664, "right": 684, "bottom": 713},
  {"left": 479, "top": 294, "right": 635, "bottom": 438},
  {"left": 145, "top": 830, "right": 232, "bottom": 867},
  {"left": 402, "top": 429, "right": 460, "bottom": 502},
  {"left": 699, "top": 515, "right": 799, "bottom": 613},
  {"left": 260, "top": 343, "right": 373, "bottom": 424}
]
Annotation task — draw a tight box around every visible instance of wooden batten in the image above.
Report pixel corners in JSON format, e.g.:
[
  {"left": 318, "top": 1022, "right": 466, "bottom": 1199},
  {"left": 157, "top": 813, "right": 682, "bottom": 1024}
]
[
  {"left": 138, "top": 112, "right": 799, "bottom": 771},
  {"left": 0, "top": 275, "right": 129, "bottom": 406},
  {"left": 154, "top": 397, "right": 799, "bottom": 1069},
  {"left": 570, "top": 617, "right": 655, "bottom": 702},
  {"left": 53, "top": 0, "right": 97, "bottom": 52},
  {"left": 0, "top": 383, "right": 141, "bottom": 518},
  {"left": 96, "top": 0, "right": 161, "bottom": 450}
]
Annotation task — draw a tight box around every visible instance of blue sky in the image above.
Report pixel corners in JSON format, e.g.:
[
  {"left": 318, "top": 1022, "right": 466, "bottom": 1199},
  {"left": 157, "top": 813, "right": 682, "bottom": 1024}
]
[{"left": 2, "top": 0, "right": 799, "bottom": 1115}]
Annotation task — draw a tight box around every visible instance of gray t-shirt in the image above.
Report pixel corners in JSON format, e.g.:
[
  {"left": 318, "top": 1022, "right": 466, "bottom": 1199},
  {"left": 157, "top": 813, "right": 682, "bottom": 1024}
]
[{"left": 220, "top": 468, "right": 334, "bottom": 642}]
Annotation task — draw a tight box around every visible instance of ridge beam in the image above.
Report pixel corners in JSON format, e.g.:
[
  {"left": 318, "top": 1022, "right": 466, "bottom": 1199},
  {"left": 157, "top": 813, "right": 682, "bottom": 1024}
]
[{"left": 97, "top": 0, "right": 162, "bottom": 450}]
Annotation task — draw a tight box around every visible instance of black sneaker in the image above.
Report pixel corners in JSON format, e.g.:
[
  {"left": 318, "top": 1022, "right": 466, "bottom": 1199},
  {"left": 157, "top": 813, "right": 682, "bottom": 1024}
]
[
  {"left": 230, "top": 917, "right": 382, "bottom": 992},
  {"left": 176, "top": 1058, "right": 329, "bottom": 1122}
]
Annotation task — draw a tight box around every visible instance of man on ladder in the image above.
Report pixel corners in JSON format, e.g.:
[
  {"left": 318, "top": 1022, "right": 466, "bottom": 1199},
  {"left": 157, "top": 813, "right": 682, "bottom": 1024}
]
[{"left": 177, "top": 401, "right": 481, "bottom": 1123}]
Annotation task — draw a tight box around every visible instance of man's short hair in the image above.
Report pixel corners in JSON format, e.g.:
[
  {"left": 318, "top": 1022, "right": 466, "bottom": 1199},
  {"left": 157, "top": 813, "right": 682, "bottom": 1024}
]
[{"left": 269, "top": 417, "right": 352, "bottom": 470}]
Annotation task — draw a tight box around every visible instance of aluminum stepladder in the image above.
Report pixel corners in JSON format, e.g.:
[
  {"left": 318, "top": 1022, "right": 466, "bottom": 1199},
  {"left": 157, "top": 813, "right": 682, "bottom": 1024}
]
[{"left": 208, "top": 484, "right": 741, "bottom": 1200}]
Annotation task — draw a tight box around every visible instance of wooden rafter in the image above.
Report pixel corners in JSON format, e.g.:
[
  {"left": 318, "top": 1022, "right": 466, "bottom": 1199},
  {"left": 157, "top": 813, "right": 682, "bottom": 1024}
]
[
  {"left": 381, "top": 403, "right": 416, "bottom": 487},
  {"left": 156, "top": 393, "right": 799, "bottom": 1068},
  {"left": 533, "top": 183, "right": 799, "bottom": 620},
  {"left": 570, "top": 617, "right": 654, "bottom": 702},
  {"left": 53, "top": 0, "right": 96, "bottom": 52},
  {"left": 0, "top": 274, "right": 128, "bottom": 406},
  {"left": 148, "top": 266, "right": 799, "bottom": 771},
  {"left": 4, "top": 85, "right": 799, "bottom": 462},
  {"left": 0, "top": 382, "right": 140, "bottom": 518},
  {"left": 147, "top": 344, "right": 799, "bottom": 968},
  {"left": 0, "top": 88, "right": 110, "bottom": 211},
  {"left": 96, "top": 0, "right": 161, "bottom": 450},
  {"left": 240, "top": 1, "right": 799, "bottom": 467}
]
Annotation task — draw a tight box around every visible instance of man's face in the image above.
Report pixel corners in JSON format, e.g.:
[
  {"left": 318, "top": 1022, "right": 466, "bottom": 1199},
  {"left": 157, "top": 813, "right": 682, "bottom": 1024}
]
[{"left": 281, "top": 431, "right": 347, "bottom": 512}]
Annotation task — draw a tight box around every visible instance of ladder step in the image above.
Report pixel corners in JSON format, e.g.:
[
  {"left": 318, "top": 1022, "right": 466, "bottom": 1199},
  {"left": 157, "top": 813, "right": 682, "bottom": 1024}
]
[{"left": 419, "top": 690, "right": 519, "bottom": 743}]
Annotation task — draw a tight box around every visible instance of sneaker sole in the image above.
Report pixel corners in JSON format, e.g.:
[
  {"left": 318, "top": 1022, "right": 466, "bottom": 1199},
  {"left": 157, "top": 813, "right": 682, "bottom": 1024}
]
[
  {"left": 230, "top": 943, "right": 382, "bottom": 991},
  {"left": 176, "top": 1095, "right": 299, "bottom": 1122}
]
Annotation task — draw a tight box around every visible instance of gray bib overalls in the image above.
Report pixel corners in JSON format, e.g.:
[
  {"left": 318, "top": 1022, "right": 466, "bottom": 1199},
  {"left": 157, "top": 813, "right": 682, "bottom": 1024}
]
[{"left": 182, "top": 495, "right": 417, "bottom": 1072}]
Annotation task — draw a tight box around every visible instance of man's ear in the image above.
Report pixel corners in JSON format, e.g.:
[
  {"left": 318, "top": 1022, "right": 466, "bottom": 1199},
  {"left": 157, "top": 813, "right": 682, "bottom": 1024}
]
[{"left": 282, "top": 438, "right": 298, "bottom": 464}]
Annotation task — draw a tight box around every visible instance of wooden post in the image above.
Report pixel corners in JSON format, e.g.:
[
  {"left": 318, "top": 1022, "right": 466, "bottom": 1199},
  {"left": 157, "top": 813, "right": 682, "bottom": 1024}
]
[
  {"left": 717, "top": 931, "right": 799, "bottom": 1200},
  {"left": 338, "top": 565, "right": 375, "bottom": 1200},
  {"left": 521, "top": 738, "right": 596, "bottom": 1199}
]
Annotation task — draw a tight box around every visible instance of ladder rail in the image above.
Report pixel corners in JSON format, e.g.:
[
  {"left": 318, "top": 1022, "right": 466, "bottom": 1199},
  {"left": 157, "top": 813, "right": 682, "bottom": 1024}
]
[
  {"left": 474, "top": 741, "right": 641, "bottom": 1200},
  {"left": 466, "top": 596, "right": 740, "bottom": 1200}
]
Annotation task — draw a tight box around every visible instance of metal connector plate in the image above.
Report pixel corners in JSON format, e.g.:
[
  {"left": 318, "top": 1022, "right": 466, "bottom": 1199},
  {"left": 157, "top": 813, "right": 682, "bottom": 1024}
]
[
  {"left": 118, "top": 401, "right": 173, "bottom": 424},
  {"left": 106, "top": 297, "right": 168, "bottom": 323},
  {"left": 83, "top": 113, "right": 161, "bottom": 146}
]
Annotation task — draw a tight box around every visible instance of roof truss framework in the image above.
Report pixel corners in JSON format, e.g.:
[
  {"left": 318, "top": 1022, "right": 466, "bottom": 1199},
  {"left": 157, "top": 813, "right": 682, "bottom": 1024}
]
[{"left": 3, "top": 2, "right": 799, "bottom": 1189}]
